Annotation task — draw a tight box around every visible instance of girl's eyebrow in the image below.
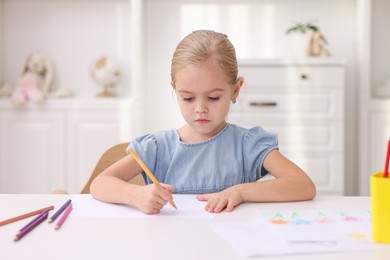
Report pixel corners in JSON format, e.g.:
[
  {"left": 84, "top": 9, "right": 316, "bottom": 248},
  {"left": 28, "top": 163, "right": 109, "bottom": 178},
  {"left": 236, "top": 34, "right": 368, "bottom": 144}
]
[{"left": 177, "top": 88, "right": 225, "bottom": 94}]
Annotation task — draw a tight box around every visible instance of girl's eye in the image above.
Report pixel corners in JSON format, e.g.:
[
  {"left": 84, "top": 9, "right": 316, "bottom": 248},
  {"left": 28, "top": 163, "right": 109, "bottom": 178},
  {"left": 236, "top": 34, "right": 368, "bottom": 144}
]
[
  {"left": 183, "top": 97, "right": 194, "bottom": 102},
  {"left": 208, "top": 97, "right": 220, "bottom": 101}
]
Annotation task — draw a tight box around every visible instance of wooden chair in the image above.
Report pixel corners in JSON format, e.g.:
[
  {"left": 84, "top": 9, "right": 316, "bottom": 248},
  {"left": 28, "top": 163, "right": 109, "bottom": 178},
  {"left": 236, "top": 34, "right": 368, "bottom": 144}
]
[
  {"left": 53, "top": 142, "right": 144, "bottom": 194},
  {"left": 80, "top": 142, "right": 144, "bottom": 194}
]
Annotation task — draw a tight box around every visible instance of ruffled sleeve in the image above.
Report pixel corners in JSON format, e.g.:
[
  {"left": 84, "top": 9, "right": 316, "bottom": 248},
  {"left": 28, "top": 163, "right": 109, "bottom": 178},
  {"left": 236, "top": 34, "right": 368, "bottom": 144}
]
[{"left": 242, "top": 126, "right": 279, "bottom": 180}]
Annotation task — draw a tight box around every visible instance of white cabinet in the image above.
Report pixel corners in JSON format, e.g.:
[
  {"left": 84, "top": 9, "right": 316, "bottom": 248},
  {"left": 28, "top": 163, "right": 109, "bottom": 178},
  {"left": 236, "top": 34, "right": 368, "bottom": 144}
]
[
  {"left": 0, "top": 98, "right": 132, "bottom": 193},
  {"left": 359, "top": 101, "right": 390, "bottom": 195},
  {"left": 0, "top": 109, "right": 66, "bottom": 194},
  {"left": 230, "top": 59, "right": 345, "bottom": 195}
]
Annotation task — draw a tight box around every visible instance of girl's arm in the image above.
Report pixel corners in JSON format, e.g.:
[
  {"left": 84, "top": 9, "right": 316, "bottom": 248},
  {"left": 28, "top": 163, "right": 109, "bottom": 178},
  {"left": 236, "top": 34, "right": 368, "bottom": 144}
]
[
  {"left": 197, "top": 149, "right": 316, "bottom": 212},
  {"left": 90, "top": 155, "right": 174, "bottom": 214}
]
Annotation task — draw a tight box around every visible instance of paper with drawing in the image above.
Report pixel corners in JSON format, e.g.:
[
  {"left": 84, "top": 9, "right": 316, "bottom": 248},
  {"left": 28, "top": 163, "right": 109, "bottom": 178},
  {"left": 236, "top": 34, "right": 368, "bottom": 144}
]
[{"left": 211, "top": 209, "right": 388, "bottom": 257}]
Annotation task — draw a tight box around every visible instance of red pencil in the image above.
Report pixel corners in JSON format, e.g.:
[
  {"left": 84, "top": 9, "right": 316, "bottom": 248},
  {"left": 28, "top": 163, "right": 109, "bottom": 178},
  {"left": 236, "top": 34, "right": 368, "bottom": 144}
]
[{"left": 384, "top": 139, "right": 390, "bottom": 178}]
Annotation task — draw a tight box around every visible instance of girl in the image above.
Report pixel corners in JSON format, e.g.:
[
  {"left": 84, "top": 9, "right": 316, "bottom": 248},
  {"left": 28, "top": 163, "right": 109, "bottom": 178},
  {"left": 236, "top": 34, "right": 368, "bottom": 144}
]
[{"left": 90, "top": 30, "right": 316, "bottom": 214}]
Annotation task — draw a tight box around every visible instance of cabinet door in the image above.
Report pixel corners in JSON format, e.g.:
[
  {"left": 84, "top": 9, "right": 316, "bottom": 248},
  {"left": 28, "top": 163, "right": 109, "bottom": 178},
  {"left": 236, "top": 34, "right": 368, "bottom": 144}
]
[
  {"left": 282, "top": 151, "right": 344, "bottom": 195},
  {"left": 229, "top": 115, "right": 344, "bottom": 195},
  {"left": 0, "top": 111, "right": 65, "bottom": 193},
  {"left": 369, "top": 112, "right": 390, "bottom": 174},
  {"left": 66, "top": 110, "right": 131, "bottom": 193}
]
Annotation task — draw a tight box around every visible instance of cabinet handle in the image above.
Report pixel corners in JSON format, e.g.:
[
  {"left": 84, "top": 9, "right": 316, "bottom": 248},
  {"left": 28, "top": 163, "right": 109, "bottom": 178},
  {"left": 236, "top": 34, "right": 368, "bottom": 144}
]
[
  {"left": 301, "top": 74, "right": 308, "bottom": 80},
  {"left": 249, "top": 102, "right": 277, "bottom": 107}
]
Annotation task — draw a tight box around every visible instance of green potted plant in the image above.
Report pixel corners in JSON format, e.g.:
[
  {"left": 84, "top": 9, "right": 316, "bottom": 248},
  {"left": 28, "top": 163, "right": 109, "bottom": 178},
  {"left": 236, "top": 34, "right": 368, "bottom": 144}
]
[{"left": 286, "top": 20, "right": 320, "bottom": 57}]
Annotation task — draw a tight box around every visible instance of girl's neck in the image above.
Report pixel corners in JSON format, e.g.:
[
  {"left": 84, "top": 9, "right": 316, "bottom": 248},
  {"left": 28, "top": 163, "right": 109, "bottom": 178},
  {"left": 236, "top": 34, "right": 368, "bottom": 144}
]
[{"left": 177, "top": 122, "right": 227, "bottom": 144}]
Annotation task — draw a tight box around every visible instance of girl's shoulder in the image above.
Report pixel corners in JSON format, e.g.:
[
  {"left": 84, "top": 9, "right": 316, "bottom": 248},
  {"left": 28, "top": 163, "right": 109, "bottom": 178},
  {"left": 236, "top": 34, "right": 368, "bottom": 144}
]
[
  {"left": 131, "top": 129, "right": 180, "bottom": 152},
  {"left": 128, "top": 129, "right": 179, "bottom": 158},
  {"left": 227, "top": 123, "right": 276, "bottom": 139},
  {"left": 134, "top": 129, "right": 178, "bottom": 143}
]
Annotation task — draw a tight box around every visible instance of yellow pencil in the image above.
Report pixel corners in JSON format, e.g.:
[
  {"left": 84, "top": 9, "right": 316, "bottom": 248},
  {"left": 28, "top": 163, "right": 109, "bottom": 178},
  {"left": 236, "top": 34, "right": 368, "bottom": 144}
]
[{"left": 129, "top": 149, "right": 177, "bottom": 209}]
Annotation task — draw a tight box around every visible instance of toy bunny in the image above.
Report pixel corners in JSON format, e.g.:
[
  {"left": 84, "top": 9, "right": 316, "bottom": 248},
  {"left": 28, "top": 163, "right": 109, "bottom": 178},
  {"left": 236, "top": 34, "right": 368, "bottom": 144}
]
[{"left": 11, "top": 52, "right": 53, "bottom": 107}]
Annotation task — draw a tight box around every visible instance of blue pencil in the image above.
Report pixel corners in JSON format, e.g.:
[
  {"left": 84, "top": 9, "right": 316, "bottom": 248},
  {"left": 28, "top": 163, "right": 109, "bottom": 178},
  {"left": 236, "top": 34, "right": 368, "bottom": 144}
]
[{"left": 48, "top": 199, "right": 72, "bottom": 223}]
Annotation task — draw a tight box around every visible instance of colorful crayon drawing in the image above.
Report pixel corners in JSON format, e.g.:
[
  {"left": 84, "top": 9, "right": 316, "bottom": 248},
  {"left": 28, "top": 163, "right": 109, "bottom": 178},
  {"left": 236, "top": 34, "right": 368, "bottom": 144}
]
[
  {"left": 256, "top": 209, "right": 372, "bottom": 243},
  {"left": 259, "top": 209, "right": 371, "bottom": 226}
]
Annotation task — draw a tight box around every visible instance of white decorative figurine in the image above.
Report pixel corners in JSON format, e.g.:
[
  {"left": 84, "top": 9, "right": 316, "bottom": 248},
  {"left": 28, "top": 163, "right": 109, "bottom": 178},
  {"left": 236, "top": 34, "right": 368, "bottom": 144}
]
[{"left": 91, "top": 56, "right": 121, "bottom": 97}]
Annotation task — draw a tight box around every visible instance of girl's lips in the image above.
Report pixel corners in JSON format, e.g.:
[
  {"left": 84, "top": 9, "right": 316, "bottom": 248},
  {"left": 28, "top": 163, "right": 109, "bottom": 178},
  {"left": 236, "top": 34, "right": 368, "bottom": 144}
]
[{"left": 195, "top": 119, "right": 210, "bottom": 123}]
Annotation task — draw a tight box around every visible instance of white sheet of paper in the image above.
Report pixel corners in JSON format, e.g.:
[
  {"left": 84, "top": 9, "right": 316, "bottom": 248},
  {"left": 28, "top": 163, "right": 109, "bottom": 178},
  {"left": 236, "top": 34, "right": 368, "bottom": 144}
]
[{"left": 70, "top": 194, "right": 214, "bottom": 218}]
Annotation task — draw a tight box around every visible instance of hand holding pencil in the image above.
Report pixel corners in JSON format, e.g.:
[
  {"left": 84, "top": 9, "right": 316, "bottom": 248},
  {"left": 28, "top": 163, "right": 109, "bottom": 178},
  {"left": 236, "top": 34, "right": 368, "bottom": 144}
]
[{"left": 129, "top": 149, "right": 177, "bottom": 210}]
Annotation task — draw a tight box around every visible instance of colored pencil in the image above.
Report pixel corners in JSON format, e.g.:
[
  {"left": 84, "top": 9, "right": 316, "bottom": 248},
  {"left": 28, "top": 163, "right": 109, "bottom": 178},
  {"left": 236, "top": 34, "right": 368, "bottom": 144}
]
[
  {"left": 14, "top": 210, "right": 48, "bottom": 241},
  {"left": 384, "top": 139, "right": 390, "bottom": 178},
  {"left": 48, "top": 199, "right": 72, "bottom": 223},
  {"left": 0, "top": 205, "right": 54, "bottom": 227},
  {"left": 19, "top": 209, "right": 50, "bottom": 233},
  {"left": 129, "top": 149, "right": 177, "bottom": 209},
  {"left": 54, "top": 203, "right": 72, "bottom": 230}
]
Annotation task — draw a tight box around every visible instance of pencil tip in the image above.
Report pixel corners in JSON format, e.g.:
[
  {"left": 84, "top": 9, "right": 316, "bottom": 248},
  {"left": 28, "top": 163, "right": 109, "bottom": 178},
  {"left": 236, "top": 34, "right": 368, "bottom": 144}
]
[
  {"left": 14, "top": 236, "right": 19, "bottom": 242},
  {"left": 48, "top": 219, "right": 53, "bottom": 223}
]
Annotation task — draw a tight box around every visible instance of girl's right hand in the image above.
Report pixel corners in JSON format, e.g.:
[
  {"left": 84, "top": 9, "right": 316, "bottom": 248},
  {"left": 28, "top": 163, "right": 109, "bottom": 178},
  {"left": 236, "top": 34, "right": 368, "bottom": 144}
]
[{"left": 134, "top": 183, "right": 173, "bottom": 214}]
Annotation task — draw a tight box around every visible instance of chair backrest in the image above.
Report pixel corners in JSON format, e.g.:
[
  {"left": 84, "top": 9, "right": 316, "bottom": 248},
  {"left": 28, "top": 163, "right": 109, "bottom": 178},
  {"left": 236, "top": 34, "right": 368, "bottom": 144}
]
[{"left": 80, "top": 142, "right": 144, "bottom": 194}]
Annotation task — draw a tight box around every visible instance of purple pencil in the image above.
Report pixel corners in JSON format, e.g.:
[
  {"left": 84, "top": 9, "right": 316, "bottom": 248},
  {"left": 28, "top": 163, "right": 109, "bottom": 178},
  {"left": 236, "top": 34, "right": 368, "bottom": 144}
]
[
  {"left": 19, "top": 209, "right": 50, "bottom": 233},
  {"left": 14, "top": 211, "right": 48, "bottom": 241}
]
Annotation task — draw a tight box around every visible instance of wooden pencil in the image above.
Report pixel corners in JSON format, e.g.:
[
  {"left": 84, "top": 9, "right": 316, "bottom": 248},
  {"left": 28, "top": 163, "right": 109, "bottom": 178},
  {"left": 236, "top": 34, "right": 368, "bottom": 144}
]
[
  {"left": 129, "top": 149, "right": 177, "bottom": 209},
  {"left": 54, "top": 203, "right": 73, "bottom": 230},
  {"left": 48, "top": 199, "right": 72, "bottom": 223},
  {"left": 19, "top": 209, "right": 50, "bottom": 233},
  {"left": 14, "top": 210, "right": 48, "bottom": 241},
  {"left": 0, "top": 205, "right": 54, "bottom": 227}
]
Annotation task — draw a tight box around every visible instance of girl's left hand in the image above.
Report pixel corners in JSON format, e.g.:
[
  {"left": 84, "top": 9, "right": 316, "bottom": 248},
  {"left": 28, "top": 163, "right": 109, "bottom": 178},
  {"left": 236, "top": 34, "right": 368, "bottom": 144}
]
[{"left": 196, "top": 187, "right": 242, "bottom": 213}]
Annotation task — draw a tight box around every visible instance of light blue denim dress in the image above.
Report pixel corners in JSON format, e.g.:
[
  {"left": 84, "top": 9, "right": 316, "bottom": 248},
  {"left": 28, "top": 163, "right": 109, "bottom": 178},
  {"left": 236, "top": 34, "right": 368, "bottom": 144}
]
[{"left": 127, "top": 123, "right": 278, "bottom": 194}]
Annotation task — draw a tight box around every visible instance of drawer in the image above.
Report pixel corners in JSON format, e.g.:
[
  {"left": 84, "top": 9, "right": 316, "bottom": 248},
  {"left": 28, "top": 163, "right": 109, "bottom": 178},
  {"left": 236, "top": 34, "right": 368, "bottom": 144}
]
[
  {"left": 232, "top": 90, "right": 343, "bottom": 119},
  {"left": 228, "top": 116, "right": 343, "bottom": 151},
  {"left": 281, "top": 151, "right": 344, "bottom": 195},
  {"left": 239, "top": 66, "right": 345, "bottom": 90}
]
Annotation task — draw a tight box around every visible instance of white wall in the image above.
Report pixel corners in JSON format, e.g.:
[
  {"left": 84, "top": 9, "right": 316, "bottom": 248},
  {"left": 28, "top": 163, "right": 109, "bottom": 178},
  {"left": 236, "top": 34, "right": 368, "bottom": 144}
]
[{"left": 371, "top": 0, "right": 390, "bottom": 93}]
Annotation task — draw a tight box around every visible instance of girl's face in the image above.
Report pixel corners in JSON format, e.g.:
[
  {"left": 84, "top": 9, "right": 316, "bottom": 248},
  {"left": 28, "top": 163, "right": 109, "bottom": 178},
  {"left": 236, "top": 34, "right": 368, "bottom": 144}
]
[{"left": 173, "top": 61, "right": 242, "bottom": 142}]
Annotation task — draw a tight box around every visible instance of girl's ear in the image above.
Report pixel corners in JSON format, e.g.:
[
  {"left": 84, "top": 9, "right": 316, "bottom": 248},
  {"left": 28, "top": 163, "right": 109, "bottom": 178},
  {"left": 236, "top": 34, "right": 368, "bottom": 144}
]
[
  {"left": 171, "top": 81, "right": 176, "bottom": 90},
  {"left": 232, "top": 77, "right": 244, "bottom": 100}
]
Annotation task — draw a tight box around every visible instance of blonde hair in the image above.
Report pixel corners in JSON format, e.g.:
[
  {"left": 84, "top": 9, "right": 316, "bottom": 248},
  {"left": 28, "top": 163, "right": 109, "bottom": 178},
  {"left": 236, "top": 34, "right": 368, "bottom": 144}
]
[{"left": 171, "top": 30, "right": 239, "bottom": 86}]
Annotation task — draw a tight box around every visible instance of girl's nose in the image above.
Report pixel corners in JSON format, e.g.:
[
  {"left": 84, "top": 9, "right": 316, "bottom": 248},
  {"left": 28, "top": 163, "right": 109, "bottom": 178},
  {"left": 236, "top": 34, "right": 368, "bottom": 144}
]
[{"left": 195, "top": 101, "right": 208, "bottom": 113}]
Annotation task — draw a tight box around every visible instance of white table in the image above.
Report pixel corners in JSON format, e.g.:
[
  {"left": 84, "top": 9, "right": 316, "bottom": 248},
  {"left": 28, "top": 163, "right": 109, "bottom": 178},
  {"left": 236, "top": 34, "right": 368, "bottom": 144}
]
[{"left": 1, "top": 194, "right": 390, "bottom": 260}]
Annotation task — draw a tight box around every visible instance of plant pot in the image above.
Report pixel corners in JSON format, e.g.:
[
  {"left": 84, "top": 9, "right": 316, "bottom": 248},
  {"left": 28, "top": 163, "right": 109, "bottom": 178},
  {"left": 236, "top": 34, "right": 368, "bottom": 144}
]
[{"left": 287, "top": 33, "right": 311, "bottom": 58}]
